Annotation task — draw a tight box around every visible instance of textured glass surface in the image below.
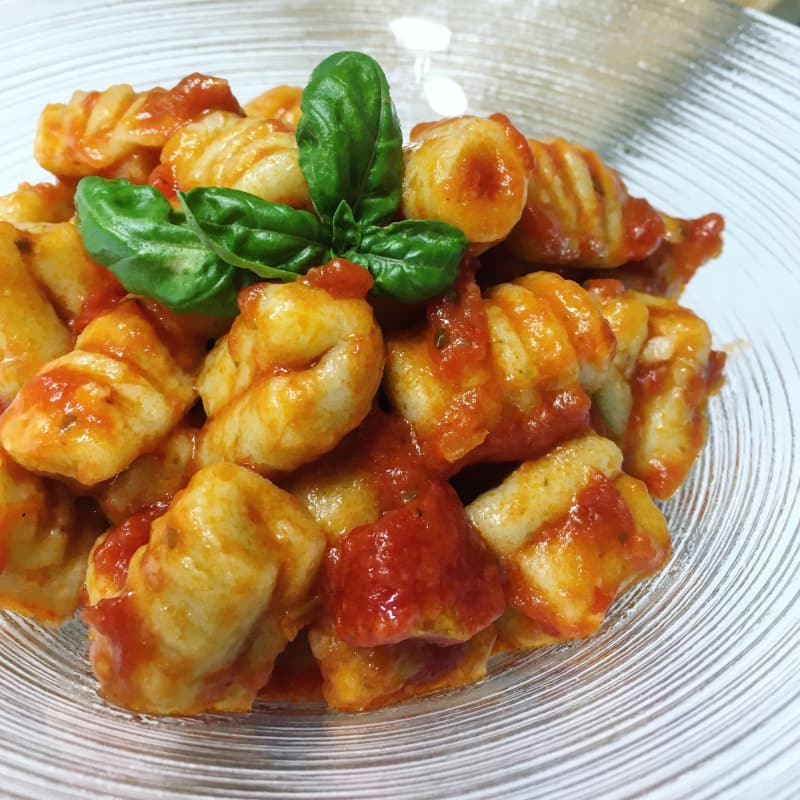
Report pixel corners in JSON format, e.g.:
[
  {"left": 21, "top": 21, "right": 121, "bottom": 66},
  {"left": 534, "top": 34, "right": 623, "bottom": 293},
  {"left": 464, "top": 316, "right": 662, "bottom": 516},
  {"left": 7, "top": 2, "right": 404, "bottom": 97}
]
[{"left": 1, "top": 1, "right": 799, "bottom": 797}]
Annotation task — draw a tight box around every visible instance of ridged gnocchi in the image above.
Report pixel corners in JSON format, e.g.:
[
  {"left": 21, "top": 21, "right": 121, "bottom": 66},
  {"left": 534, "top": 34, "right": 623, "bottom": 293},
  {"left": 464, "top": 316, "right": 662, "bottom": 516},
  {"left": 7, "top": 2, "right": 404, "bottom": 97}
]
[
  {"left": 402, "top": 114, "right": 533, "bottom": 252},
  {"left": 0, "top": 223, "right": 73, "bottom": 411},
  {"left": 383, "top": 269, "right": 614, "bottom": 465},
  {"left": 0, "top": 300, "right": 196, "bottom": 486},
  {"left": 35, "top": 73, "right": 240, "bottom": 182},
  {"left": 587, "top": 280, "right": 724, "bottom": 498},
  {"left": 0, "top": 59, "right": 725, "bottom": 716},
  {"left": 197, "top": 276, "right": 385, "bottom": 475},
  {"left": 160, "top": 111, "right": 311, "bottom": 207},
  {"left": 502, "top": 137, "right": 666, "bottom": 267}
]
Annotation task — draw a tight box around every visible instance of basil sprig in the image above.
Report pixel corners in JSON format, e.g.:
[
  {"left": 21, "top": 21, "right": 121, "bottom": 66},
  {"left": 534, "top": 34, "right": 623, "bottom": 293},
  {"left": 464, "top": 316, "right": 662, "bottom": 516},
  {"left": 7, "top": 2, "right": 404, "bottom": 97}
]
[
  {"left": 297, "top": 50, "right": 403, "bottom": 227},
  {"left": 178, "top": 187, "right": 329, "bottom": 279},
  {"left": 75, "top": 177, "right": 254, "bottom": 316},
  {"left": 74, "top": 51, "right": 468, "bottom": 315}
]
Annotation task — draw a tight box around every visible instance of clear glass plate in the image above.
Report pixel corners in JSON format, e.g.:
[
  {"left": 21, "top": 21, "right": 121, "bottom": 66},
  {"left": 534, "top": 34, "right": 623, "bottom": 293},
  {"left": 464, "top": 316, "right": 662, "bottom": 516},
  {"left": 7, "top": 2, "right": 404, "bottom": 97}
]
[{"left": 1, "top": 1, "right": 799, "bottom": 797}]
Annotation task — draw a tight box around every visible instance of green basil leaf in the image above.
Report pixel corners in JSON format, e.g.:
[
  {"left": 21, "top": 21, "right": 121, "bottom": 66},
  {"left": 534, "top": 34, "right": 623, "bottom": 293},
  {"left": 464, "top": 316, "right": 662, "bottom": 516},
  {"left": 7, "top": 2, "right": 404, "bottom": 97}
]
[
  {"left": 74, "top": 176, "right": 249, "bottom": 316},
  {"left": 330, "top": 199, "right": 361, "bottom": 254},
  {"left": 296, "top": 51, "right": 403, "bottom": 227},
  {"left": 348, "top": 220, "right": 468, "bottom": 303},
  {"left": 178, "top": 187, "right": 331, "bottom": 280}
]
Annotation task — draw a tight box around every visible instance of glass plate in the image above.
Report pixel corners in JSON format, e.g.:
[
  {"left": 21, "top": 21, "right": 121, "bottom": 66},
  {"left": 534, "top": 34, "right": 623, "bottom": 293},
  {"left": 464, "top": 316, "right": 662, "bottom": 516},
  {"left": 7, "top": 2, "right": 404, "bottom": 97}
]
[{"left": 1, "top": 1, "right": 799, "bottom": 797}]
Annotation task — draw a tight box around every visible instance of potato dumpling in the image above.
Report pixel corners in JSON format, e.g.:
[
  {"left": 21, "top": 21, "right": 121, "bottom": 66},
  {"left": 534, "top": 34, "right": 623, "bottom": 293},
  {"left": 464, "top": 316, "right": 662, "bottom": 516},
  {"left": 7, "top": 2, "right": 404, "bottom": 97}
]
[
  {"left": 467, "top": 433, "right": 671, "bottom": 648},
  {"left": 35, "top": 74, "right": 240, "bottom": 182},
  {"left": 384, "top": 270, "right": 613, "bottom": 466},
  {"left": 0, "top": 448, "right": 103, "bottom": 622},
  {"left": 0, "top": 300, "right": 195, "bottom": 486},
  {"left": 0, "top": 223, "right": 72, "bottom": 411},
  {"left": 503, "top": 137, "right": 666, "bottom": 267},
  {"left": 83, "top": 462, "right": 326, "bottom": 714},
  {"left": 402, "top": 114, "right": 533, "bottom": 252},
  {"left": 588, "top": 280, "right": 725, "bottom": 498},
  {"left": 160, "top": 111, "right": 310, "bottom": 208},
  {"left": 197, "top": 277, "right": 384, "bottom": 476}
]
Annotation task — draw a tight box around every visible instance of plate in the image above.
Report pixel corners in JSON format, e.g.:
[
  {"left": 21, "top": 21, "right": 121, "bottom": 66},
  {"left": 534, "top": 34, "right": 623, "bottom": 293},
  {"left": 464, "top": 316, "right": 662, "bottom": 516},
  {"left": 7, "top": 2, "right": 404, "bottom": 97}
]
[{"left": 2, "top": 1, "right": 800, "bottom": 797}]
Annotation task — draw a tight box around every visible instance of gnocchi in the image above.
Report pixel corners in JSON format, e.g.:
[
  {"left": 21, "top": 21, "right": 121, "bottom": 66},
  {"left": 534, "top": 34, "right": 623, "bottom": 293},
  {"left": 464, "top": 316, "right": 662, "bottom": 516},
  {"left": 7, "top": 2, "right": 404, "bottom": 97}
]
[{"left": 0, "top": 55, "right": 725, "bottom": 715}]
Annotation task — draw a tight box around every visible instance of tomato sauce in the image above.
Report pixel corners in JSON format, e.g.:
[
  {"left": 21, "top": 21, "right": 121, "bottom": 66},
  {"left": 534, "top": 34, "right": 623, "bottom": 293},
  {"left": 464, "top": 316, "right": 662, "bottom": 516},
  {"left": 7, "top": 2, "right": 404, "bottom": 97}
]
[
  {"left": 131, "top": 73, "right": 242, "bottom": 140},
  {"left": 419, "top": 265, "right": 503, "bottom": 462},
  {"left": 505, "top": 474, "right": 635, "bottom": 638},
  {"left": 405, "top": 639, "right": 472, "bottom": 687},
  {"left": 300, "top": 259, "right": 374, "bottom": 299},
  {"left": 426, "top": 263, "right": 490, "bottom": 386},
  {"left": 259, "top": 631, "right": 324, "bottom": 702},
  {"left": 706, "top": 349, "right": 727, "bottom": 394},
  {"left": 8, "top": 365, "right": 106, "bottom": 431},
  {"left": 91, "top": 503, "right": 167, "bottom": 590},
  {"left": 462, "top": 387, "right": 591, "bottom": 467},
  {"left": 602, "top": 212, "right": 725, "bottom": 297},
  {"left": 82, "top": 592, "right": 154, "bottom": 689},
  {"left": 621, "top": 196, "right": 666, "bottom": 263},
  {"left": 148, "top": 162, "right": 179, "bottom": 200},
  {"left": 138, "top": 298, "right": 226, "bottom": 371},
  {"left": 325, "top": 481, "right": 504, "bottom": 648},
  {"left": 514, "top": 204, "right": 571, "bottom": 263},
  {"left": 72, "top": 268, "right": 126, "bottom": 334}
]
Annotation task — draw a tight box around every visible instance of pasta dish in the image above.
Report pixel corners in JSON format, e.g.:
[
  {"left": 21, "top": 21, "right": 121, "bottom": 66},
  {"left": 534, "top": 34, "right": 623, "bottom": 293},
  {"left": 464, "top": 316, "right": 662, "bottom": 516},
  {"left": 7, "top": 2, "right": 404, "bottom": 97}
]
[{"left": 0, "top": 52, "right": 725, "bottom": 713}]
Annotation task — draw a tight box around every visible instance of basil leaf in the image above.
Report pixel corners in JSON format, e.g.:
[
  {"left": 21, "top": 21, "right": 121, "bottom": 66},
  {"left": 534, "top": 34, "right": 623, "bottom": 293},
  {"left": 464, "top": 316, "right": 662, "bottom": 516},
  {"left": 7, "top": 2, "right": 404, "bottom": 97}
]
[
  {"left": 296, "top": 51, "right": 403, "bottom": 227},
  {"left": 178, "top": 187, "right": 330, "bottom": 280},
  {"left": 330, "top": 200, "right": 361, "bottom": 254},
  {"left": 74, "top": 177, "right": 249, "bottom": 316},
  {"left": 348, "top": 220, "right": 468, "bottom": 303}
]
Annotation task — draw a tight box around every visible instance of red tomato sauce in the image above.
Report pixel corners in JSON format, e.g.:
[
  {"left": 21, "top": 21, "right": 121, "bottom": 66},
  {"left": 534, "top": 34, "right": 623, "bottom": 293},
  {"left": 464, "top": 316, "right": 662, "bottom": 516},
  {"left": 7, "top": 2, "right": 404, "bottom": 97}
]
[
  {"left": 606, "top": 212, "right": 725, "bottom": 297},
  {"left": 324, "top": 408, "right": 434, "bottom": 513},
  {"left": 325, "top": 481, "right": 504, "bottom": 648},
  {"left": 462, "top": 387, "right": 591, "bottom": 467},
  {"left": 131, "top": 73, "right": 242, "bottom": 140},
  {"left": 426, "top": 263, "right": 490, "bottom": 386},
  {"left": 706, "top": 349, "right": 727, "bottom": 394},
  {"left": 259, "top": 631, "right": 324, "bottom": 702},
  {"left": 301, "top": 259, "right": 374, "bottom": 299},
  {"left": 672, "top": 213, "right": 725, "bottom": 281},
  {"left": 8, "top": 365, "right": 106, "bottom": 431},
  {"left": 621, "top": 196, "right": 666, "bottom": 262},
  {"left": 148, "top": 163, "right": 179, "bottom": 200},
  {"left": 72, "top": 268, "right": 126, "bottom": 334},
  {"left": 91, "top": 503, "right": 167, "bottom": 590},
  {"left": 505, "top": 474, "right": 635, "bottom": 638},
  {"left": 82, "top": 592, "right": 154, "bottom": 688}
]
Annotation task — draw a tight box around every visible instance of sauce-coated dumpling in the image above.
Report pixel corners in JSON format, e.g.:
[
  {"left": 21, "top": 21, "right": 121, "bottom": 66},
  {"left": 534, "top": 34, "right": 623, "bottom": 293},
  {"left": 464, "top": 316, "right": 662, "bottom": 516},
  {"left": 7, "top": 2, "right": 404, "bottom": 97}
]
[
  {"left": 83, "top": 463, "right": 326, "bottom": 714},
  {"left": 34, "top": 74, "right": 240, "bottom": 183},
  {"left": 197, "top": 272, "right": 385, "bottom": 476},
  {"left": 588, "top": 280, "right": 724, "bottom": 498},
  {"left": 0, "top": 300, "right": 196, "bottom": 486},
  {"left": 0, "top": 449, "right": 103, "bottom": 621},
  {"left": 384, "top": 270, "right": 614, "bottom": 466},
  {"left": 160, "top": 111, "right": 311, "bottom": 207},
  {"left": 0, "top": 223, "right": 72, "bottom": 412},
  {"left": 402, "top": 114, "right": 533, "bottom": 252},
  {"left": 466, "top": 433, "right": 671, "bottom": 649},
  {"left": 502, "top": 138, "right": 666, "bottom": 267}
]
